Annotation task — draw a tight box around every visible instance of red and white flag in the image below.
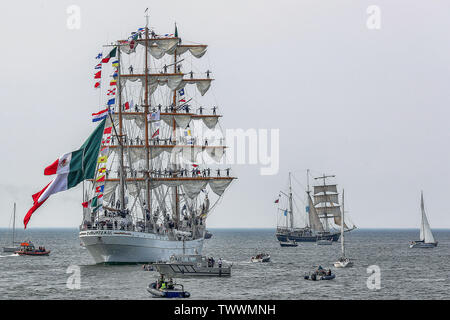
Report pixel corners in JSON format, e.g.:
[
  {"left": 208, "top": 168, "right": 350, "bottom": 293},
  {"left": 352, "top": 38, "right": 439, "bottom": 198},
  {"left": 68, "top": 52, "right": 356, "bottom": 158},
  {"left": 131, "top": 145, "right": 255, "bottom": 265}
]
[{"left": 151, "top": 129, "right": 159, "bottom": 138}]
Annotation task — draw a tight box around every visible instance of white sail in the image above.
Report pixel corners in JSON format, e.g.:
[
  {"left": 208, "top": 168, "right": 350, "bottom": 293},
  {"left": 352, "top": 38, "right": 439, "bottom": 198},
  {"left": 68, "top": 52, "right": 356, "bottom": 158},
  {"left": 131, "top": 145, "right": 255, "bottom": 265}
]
[
  {"left": 421, "top": 192, "right": 435, "bottom": 244},
  {"left": 308, "top": 193, "right": 324, "bottom": 232}
]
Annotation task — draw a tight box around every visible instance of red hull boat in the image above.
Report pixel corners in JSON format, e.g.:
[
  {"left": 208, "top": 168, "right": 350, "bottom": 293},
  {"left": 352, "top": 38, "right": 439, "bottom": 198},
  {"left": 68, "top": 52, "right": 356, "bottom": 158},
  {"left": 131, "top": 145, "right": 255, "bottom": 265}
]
[{"left": 15, "top": 241, "right": 50, "bottom": 256}]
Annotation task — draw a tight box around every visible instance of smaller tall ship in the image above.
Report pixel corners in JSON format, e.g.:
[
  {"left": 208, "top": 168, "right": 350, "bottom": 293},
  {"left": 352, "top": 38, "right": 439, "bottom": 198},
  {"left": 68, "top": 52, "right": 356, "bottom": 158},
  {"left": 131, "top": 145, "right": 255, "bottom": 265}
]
[
  {"left": 409, "top": 191, "right": 437, "bottom": 248},
  {"left": 275, "top": 171, "right": 355, "bottom": 243}
]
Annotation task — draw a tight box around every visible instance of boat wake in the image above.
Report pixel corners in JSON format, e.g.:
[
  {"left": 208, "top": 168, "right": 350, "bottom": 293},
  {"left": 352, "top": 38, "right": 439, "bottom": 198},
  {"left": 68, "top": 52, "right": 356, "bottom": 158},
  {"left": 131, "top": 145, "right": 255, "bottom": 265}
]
[{"left": 0, "top": 253, "right": 19, "bottom": 258}]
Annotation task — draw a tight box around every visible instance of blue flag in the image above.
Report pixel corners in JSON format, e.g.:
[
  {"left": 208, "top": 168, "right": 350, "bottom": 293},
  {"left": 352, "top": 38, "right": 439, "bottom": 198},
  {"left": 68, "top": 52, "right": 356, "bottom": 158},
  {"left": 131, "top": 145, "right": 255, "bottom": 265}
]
[
  {"left": 284, "top": 210, "right": 287, "bottom": 216},
  {"left": 95, "top": 53, "right": 102, "bottom": 59},
  {"left": 306, "top": 206, "right": 310, "bottom": 213},
  {"left": 107, "top": 98, "right": 115, "bottom": 106}
]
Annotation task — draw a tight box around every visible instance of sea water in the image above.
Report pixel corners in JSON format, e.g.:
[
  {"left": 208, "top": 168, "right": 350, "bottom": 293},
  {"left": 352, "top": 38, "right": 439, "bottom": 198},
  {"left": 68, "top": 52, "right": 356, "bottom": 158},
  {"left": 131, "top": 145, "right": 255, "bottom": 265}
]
[{"left": 0, "top": 228, "right": 449, "bottom": 299}]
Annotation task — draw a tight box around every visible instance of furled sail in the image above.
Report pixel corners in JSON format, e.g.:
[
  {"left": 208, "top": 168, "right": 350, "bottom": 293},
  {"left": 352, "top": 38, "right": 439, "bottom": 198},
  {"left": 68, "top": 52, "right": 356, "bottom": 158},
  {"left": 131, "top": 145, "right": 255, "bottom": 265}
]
[
  {"left": 119, "top": 74, "right": 212, "bottom": 96},
  {"left": 313, "top": 184, "right": 337, "bottom": 195},
  {"left": 313, "top": 193, "right": 339, "bottom": 205},
  {"left": 315, "top": 205, "right": 341, "bottom": 217}
]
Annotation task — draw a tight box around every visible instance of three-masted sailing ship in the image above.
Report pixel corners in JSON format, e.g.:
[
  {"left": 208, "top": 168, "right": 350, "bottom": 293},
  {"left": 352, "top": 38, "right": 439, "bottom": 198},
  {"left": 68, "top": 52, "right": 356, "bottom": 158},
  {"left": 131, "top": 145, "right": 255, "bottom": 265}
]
[
  {"left": 79, "top": 18, "right": 235, "bottom": 263},
  {"left": 276, "top": 171, "right": 355, "bottom": 243}
]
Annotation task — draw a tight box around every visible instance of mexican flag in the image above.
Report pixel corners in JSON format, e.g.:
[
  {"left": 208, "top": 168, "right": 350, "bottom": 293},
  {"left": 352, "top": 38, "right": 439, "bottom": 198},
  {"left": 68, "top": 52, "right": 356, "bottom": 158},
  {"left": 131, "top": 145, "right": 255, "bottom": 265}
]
[{"left": 24, "top": 119, "right": 106, "bottom": 228}]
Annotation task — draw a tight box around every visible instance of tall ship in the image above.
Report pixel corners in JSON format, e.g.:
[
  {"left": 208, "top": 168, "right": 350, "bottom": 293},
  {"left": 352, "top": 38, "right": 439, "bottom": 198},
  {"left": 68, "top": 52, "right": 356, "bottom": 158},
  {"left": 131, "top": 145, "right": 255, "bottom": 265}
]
[
  {"left": 275, "top": 171, "right": 355, "bottom": 242},
  {"left": 79, "top": 16, "right": 236, "bottom": 263}
]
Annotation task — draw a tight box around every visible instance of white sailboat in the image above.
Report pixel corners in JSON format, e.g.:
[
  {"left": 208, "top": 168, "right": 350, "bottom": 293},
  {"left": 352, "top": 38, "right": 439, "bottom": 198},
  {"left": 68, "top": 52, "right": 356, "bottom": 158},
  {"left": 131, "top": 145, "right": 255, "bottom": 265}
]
[
  {"left": 334, "top": 189, "right": 353, "bottom": 268},
  {"left": 2, "top": 203, "right": 20, "bottom": 252},
  {"left": 409, "top": 191, "right": 438, "bottom": 248}
]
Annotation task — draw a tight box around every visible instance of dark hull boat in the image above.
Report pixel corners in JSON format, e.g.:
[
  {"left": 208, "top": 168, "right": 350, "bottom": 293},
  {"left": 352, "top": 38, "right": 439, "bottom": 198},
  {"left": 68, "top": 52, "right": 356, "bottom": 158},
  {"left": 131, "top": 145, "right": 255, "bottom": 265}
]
[
  {"left": 279, "top": 241, "right": 298, "bottom": 247},
  {"left": 147, "top": 282, "right": 190, "bottom": 298},
  {"left": 304, "top": 273, "right": 335, "bottom": 281},
  {"left": 204, "top": 230, "right": 213, "bottom": 239},
  {"left": 304, "top": 266, "right": 335, "bottom": 281},
  {"left": 16, "top": 250, "right": 50, "bottom": 256},
  {"left": 276, "top": 229, "right": 340, "bottom": 243},
  {"left": 410, "top": 240, "right": 437, "bottom": 248}
]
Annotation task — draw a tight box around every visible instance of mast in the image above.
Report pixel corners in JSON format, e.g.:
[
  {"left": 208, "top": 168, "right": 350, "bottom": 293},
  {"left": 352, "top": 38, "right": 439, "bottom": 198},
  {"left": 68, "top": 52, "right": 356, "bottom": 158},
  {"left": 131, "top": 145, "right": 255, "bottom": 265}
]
[
  {"left": 117, "top": 39, "right": 126, "bottom": 211},
  {"left": 341, "top": 189, "right": 345, "bottom": 257},
  {"left": 144, "top": 11, "right": 151, "bottom": 230},
  {"left": 172, "top": 22, "right": 179, "bottom": 229},
  {"left": 288, "top": 172, "right": 294, "bottom": 230},
  {"left": 12, "top": 203, "right": 16, "bottom": 245},
  {"left": 420, "top": 190, "right": 425, "bottom": 241}
]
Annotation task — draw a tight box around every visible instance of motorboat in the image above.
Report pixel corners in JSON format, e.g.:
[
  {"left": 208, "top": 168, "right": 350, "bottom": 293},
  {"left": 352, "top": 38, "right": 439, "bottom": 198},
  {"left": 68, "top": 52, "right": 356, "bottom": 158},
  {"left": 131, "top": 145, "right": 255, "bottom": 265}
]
[
  {"left": 147, "top": 276, "right": 190, "bottom": 298},
  {"left": 304, "top": 266, "right": 335, "bottom": 281},
  {"left": 279, "top": 240, "right": 298, "bottom": 247},
  {"left": 251, "top": 253, "right": 270, "bottom": 263},
  {"left": 153, "top": 254, "right": 231, "bottom": 277},
  {"left": 15, "top": 241, "right": 50, "bottom": 256},
  {"left": 334, "top": 257, "right": 353, "bottom": 268}
]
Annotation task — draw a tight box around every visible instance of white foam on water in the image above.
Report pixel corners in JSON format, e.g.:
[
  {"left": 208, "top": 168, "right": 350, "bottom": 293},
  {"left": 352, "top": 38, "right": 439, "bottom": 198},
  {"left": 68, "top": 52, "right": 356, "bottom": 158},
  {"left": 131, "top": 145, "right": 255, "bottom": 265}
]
[{"left": 0, "top": 253, "right": 19, "bottom": 258}]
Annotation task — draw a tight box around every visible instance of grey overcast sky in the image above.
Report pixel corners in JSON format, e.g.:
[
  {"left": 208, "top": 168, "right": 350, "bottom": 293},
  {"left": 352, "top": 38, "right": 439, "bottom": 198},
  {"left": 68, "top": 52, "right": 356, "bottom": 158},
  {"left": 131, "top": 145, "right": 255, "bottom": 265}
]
[{"left": 1, "top": 0, "right": 450, "bottom": 229}]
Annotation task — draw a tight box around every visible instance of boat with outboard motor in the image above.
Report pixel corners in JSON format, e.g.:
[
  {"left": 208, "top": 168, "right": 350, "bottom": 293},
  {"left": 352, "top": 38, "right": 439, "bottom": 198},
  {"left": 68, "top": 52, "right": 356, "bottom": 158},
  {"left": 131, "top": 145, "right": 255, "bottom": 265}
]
[
  {"left": 15, "top": 241, "right": 50, "bottom": 256},
  {"left": 279, "top": 240, "right": 298, "bottom": 247},
  {"left": 147, "top": 275, "right": 190, "bottom": 298},
  {"left": 251, "top": 253, "right": 270, "bottom": 263},
  {"left": 304, "top": 266, "right": 335, "bottom": 281},
  {"left": 153, "top": 254, "right": 231, "bottom": 277}
]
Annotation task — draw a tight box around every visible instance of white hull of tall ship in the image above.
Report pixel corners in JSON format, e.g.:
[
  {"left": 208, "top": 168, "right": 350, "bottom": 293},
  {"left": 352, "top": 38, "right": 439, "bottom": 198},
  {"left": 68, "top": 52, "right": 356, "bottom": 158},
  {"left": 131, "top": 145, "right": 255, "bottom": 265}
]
[{"left": 79, "top": 230, "right": 204, "bottom": 264}]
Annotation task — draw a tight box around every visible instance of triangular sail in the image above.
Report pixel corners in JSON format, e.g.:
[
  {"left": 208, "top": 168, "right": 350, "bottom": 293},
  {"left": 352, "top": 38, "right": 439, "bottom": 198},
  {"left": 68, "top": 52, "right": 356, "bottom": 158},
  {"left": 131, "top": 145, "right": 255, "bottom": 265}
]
[{"left": 421, "top": 192, "right": 435, "bottom": 243}]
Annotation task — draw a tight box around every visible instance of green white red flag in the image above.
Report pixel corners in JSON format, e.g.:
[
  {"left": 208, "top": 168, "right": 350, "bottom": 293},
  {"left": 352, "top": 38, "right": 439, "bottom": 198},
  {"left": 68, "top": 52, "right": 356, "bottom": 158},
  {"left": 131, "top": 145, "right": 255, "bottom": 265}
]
[{"left": 24, "top": 119, "right": 106, "bottom": 228}]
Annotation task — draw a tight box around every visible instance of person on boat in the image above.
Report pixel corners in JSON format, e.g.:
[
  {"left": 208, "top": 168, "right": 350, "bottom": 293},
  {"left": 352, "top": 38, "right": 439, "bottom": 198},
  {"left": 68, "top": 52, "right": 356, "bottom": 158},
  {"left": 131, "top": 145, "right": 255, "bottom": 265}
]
[
  {"left": 218, "top": 258, "right": 223, "bottom": 268},
  {"left": 327, "top": 269, "right": 331, "bottom": 276},
  {"left": 157, "top": 275, "right": 165, "bottom": 289}
]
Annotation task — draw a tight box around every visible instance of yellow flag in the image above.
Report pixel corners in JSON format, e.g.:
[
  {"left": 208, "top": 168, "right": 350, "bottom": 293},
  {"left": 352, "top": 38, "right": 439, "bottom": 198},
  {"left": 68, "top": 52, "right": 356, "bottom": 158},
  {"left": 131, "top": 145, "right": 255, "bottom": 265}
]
[
  {"left": 98, "top": 167, "right": 106, "bottom": 173},
  {"left": 98, "top": 156, "right": 108, "bottom": 163}
]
